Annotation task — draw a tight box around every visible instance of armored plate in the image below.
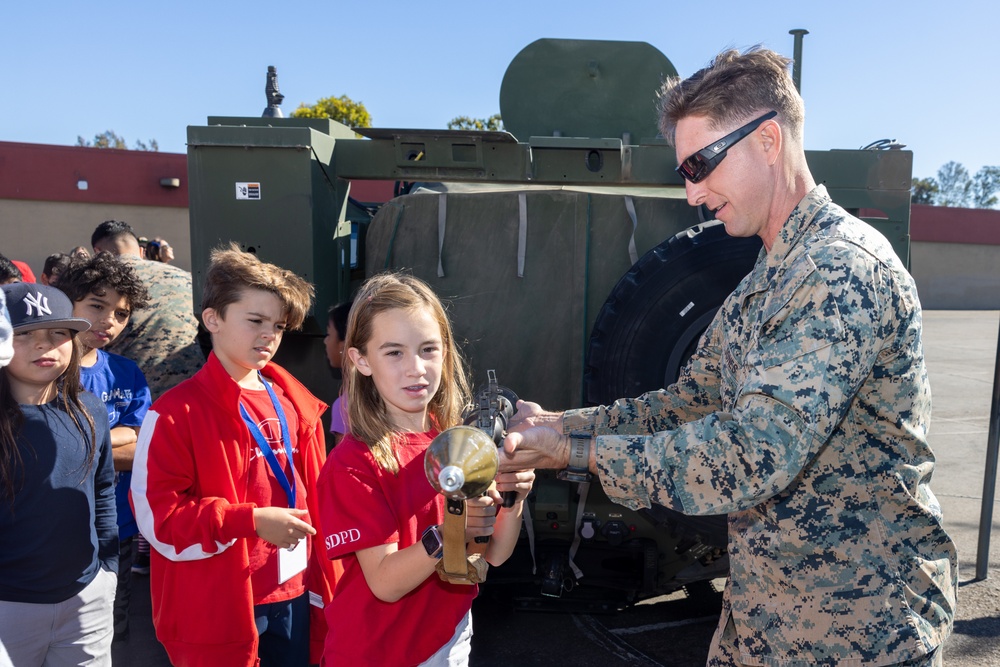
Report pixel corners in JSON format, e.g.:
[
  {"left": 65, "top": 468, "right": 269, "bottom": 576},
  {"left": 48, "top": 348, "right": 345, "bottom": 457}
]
[{"left": 499, "top": 38, "right": 678, "bottom": 142}]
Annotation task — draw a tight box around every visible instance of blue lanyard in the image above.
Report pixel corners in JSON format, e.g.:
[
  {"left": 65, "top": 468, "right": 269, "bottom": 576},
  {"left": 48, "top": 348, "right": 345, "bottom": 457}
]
[{"left": 239, "top": 373, "right": 296, "bottom": 509}]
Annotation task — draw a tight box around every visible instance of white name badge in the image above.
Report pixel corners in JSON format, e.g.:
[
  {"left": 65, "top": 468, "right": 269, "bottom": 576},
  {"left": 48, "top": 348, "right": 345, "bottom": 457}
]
[{"left": 278, "top": 539, "right": 308, "bottom": 584}]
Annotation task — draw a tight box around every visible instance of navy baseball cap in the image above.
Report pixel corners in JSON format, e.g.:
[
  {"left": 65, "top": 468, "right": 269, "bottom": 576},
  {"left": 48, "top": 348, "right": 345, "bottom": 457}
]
[{"left": 1, "top": 283, "right": 91, "bottom": 333}]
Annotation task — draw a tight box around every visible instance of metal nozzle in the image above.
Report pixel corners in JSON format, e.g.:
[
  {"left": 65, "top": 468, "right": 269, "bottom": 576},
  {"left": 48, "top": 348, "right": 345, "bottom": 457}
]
[
  {"left": 424, "top": 425, "right": 499, "bottom": 499},
  {"left": 438, "top": 466, "right": 466, "bottom": 494}
]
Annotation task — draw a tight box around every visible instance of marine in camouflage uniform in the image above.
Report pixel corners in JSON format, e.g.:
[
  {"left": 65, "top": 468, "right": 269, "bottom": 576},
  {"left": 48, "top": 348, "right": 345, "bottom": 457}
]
[
  {"left": 106, "top": 255, "right": 205, "bottom": 401},
  {"left": 503, "top": 48, "right": 956, "bottom": 667},
  {"left": 564, "top": 185, "right": 956, "bottom": 666}
]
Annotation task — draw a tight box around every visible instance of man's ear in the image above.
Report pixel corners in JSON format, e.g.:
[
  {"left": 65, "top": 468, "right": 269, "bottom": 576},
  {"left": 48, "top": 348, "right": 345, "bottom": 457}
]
[
  {"left": 202, "top": 308, "right": 221, "bottom": 334},
  {"left": 759, "top": 119, "right": 782, "bottom": 166},
  {"left": 347, "top": 347, "right": 372, "bottom": 376}
]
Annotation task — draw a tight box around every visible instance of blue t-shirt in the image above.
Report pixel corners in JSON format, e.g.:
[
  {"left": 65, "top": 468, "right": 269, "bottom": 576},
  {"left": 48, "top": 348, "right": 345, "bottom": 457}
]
[{"left": 81, "top": 349, "right": 151, "bottom": 540}]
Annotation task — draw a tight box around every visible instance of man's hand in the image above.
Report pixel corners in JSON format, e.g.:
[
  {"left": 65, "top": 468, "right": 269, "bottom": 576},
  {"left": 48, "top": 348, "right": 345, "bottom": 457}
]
[
  {"left": 253, "top": 507, "right": 316, "bottom": 549},
  {"left": 500, "top": 400, "right": 571, "bottom": 472}
]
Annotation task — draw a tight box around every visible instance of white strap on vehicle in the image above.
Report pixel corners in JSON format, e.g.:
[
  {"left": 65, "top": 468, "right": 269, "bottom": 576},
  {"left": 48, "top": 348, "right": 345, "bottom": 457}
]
[
  {"left": 437, "top": 194, "right": 447, "bottom": 277},
  {"left": 624, "top": 196, "right": 639, "bottom": 265},
  {"left": 568, "top": 481, "right": 591, "bottom": 580},
  {"left": 517, "top": 192, "right": 528, "bottom": 277},
  {"left": 522, "top": 505, "right": 537, "bottom": 574}
]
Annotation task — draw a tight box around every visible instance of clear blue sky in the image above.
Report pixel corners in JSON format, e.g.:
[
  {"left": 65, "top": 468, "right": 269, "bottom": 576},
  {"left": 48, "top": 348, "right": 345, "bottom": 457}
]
[{"left": 5, "top": 1, "right": 996, "bottom": 181}]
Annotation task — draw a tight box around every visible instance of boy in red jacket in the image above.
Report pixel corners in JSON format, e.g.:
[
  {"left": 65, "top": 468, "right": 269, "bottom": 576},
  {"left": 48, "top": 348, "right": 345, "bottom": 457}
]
[{"left": 131, "top": 244, "right": 339, "bottom": 667}]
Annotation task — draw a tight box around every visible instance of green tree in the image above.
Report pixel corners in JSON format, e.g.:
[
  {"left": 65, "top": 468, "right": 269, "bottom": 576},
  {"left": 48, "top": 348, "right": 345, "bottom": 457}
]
[
  {"left": 935, "top": 161, "right": 973, "bottom": 208},
  {"left": 911, "top": 177, "right": 939, "bottom": 205},
  {"left": 447, "top": 114, "right": 503, "bottom": 131},
  {"left": 971, "top": 166, "right": 1000, "bottom": 209},
  {"left": 76, "top": 130, "right": 158, "bottom": 151},
  {"left": 291, "top": 94, "right": 372, "bottom": 128}
]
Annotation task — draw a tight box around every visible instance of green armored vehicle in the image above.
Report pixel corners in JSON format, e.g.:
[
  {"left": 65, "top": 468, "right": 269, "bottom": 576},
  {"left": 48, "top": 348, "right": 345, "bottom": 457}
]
[{"left": 186, "top": 37, "right": 912, "bottom": 610}]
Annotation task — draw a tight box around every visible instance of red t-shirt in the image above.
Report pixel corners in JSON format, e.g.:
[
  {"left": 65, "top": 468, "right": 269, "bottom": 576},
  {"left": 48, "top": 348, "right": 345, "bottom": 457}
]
[
  {"left": 241, "top": 384, "right": 308, "bottom": 605},
  {"left": 317, "top": 431, "right": 477, "bottom": 666}
]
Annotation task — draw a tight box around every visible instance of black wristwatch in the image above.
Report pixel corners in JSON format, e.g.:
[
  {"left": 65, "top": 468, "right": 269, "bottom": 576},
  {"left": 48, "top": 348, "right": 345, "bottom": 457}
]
[{"left": 421, "top": 525, "right": 444, "bottom": 559}]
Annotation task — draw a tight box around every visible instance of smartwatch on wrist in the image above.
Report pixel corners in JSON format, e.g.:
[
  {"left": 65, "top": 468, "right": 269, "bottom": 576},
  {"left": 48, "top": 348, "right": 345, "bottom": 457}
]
[
  {"left": 557, "top": 432, "right": 593, "bottom": 482},
  {"left": 421, "top": 524, "right": 444, "bottom": 559}
]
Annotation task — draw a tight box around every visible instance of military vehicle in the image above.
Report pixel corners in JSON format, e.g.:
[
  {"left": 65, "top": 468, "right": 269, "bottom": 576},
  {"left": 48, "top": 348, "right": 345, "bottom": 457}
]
[{"left": 186, "top": 36, "right": 913, "bottom": 610}]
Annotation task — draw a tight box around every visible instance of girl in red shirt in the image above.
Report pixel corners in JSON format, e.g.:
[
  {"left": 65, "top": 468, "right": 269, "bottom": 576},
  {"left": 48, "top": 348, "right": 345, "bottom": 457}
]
[{"left": 318, "top": 273, "right": 533, "bottom": 666}]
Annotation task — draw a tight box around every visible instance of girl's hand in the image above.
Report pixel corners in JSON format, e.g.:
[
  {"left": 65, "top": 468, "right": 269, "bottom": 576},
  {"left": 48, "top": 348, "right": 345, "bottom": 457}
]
[
  {"left": 494, "top": 469, "right": 535, "bottom": 504},
  {"left": 465, "top": 494, "right": 498, "bottom": 540},
  {"left": 253, "top": 507, "right": 316, "bottom": 549}
]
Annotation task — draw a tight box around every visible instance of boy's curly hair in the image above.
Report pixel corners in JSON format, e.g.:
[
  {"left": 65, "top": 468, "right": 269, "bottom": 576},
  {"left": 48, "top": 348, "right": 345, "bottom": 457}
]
[{"left": 57, "top": 252, "right": 151, "bottom": 311}]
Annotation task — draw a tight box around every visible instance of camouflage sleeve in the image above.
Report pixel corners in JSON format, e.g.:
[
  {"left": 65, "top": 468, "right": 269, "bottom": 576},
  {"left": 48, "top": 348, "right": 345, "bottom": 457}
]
[
  {"left": 594, "top": 244, "right": 889, "bottom": 515},
  {"left": 563, "top": 310, "right": 726, "bottom": 435}
]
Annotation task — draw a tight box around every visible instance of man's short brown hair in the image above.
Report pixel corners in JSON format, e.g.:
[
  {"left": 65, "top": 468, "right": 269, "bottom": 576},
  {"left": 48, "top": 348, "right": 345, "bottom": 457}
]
[
  {"left": 200, "top": 243, "right": 314, "bottom": 330},
  {"left": 657, "top": 47, "right": 805, "bottom": 147}
]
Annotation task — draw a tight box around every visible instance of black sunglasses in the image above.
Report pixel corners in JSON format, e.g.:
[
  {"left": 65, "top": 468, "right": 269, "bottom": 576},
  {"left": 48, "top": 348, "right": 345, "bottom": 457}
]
[{"left": 675, "top": 110, "right": 778, "bottom": 184}]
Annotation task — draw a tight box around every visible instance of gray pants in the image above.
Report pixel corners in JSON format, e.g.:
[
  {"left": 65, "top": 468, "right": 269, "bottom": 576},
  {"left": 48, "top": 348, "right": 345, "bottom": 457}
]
[{"left": 0, "top": 568, "right": 116, "bottom": 667}]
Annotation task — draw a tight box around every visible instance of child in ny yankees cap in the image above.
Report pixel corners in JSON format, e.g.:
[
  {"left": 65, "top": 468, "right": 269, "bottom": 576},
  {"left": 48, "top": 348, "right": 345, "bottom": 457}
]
[
  {"left": 129, "top": 243, "right": 339, "bottom": 667},
  {"left": 0, "top": 282, "right": 118, "bottom": 666}
]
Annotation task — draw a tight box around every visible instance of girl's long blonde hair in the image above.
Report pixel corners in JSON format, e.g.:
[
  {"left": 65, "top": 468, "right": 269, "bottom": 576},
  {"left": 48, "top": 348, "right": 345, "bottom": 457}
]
[{"left": 344, "top": 273, "right": 470, "bottom": 473}]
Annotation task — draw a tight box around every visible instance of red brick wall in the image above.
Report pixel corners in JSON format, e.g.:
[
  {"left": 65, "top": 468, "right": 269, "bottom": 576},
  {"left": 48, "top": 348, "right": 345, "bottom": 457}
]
[
  {"left": 909, "top": 204, "right": 1000, "bottom": 246},
  {"left": 0, "top": 141, "right": 188, "bottom": 208}
]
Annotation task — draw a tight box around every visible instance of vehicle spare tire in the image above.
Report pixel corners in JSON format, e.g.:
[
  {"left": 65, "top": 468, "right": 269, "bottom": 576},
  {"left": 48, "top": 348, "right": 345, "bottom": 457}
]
[
  {"left": 584, "top": 221, "right": 762, "bottom": 551},
  {"left": 585, "top": 221, "right": 761, "bottom": 405}
]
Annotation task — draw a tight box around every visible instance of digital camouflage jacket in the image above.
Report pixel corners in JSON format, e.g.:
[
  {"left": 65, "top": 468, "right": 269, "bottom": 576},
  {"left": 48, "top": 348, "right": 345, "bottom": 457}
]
[
  {"left": 106, "top": 256, "right": 205, "bottom": 401},
  {"left": 564, "top": 186, "right": 957, "bottom": 667}
]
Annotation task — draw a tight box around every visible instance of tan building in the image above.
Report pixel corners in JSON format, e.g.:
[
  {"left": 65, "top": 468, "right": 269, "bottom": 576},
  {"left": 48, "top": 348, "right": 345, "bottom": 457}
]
[
  {"left": 910, "top": 204, "right": 1000, "bottom": 310},
  {"left": 0, "top": 141, "right": 190, "bottom": 275}
]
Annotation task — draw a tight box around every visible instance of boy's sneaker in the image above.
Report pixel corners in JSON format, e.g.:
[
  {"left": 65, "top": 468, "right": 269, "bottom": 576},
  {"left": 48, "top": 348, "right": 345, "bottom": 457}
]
[{"left": 132, "top": 551, "right": 150, "bottom": 575}]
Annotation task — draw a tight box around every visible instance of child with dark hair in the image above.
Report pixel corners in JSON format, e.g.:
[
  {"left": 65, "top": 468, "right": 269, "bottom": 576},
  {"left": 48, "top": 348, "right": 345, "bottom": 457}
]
[
  {"left": 0, "top": 282, "right": 117, "bottom": 665},
  {"left": 324, "top": 300, "right": 352, "bottom": 446},
  {"left": 41, "top": 253, "right": 72, "bottom": 286},
  {"left": 145, "top": 237, "right": 175, "bottom": 264},
  {"left": 0, "top": 254, "right": 23, "bottom": 285},
  {"left": 58, "top": 252, "right": 152, "bottom": 641},
  {"left": 131, "top": 243, "right": 338, "bottom": 667}
]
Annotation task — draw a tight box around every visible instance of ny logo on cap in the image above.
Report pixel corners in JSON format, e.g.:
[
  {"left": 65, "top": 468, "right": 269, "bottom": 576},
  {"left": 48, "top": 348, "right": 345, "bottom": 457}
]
[{"left": 23, "top": 292, "right": 52, "bottom": 318}]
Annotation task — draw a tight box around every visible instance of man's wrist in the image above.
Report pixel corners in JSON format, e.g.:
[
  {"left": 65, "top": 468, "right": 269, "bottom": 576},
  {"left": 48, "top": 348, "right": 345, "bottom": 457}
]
[
  {"left": 557, "top": 432, "right": 593, "bottom": 482},
  {"left": 561, "top": 406, "right": 601, "bottom": 434}
]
